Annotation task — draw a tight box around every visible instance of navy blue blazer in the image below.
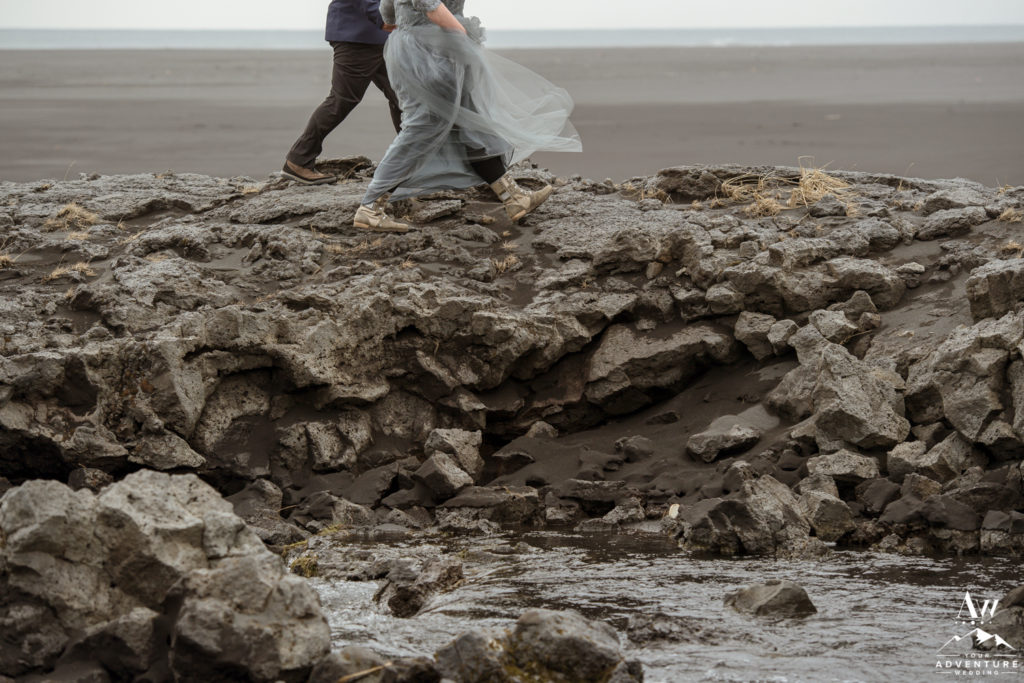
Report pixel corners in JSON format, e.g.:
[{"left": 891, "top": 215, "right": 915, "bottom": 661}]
[{"left": 326, "top": 0, "right": 389, "bottom": 45}]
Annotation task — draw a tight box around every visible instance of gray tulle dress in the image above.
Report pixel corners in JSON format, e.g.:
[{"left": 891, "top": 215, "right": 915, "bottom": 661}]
[{"left": 363, "top": 0, "right": 581, "bottom": 202}]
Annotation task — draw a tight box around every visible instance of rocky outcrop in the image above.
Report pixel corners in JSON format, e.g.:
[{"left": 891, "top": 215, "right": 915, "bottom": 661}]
[
  {"left": 0, "top": 470, "right": 330, "bottom": 681},
  {"left": 0, "top": 162, "right": 1022, "bottom": 562}
]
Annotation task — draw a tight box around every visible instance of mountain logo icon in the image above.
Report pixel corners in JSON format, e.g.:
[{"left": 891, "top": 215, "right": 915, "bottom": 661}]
[{"left": 938, "top": 628, "right": 1016, "bottom": 655}]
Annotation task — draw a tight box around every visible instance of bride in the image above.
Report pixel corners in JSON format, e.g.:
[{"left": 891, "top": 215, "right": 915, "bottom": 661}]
[{"left": 353, "top": 0, "right": 582, "bottom": 232}]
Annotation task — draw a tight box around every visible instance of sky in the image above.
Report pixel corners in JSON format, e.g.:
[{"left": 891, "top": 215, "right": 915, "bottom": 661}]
[{"left": 1, "top": 0, "right": 1023, "bottom": 31}]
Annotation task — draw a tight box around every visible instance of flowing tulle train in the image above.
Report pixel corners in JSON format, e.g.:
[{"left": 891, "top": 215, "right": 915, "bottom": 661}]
[{"left": 365, "top": 23, "right": 581, "bottom": 202}]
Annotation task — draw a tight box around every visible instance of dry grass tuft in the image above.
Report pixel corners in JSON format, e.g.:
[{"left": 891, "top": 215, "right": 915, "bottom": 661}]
[
  {"left": 289, "top": 555, "right": 318, "bottom": 578},
  {"left": 44, "top": 203, "right": 98, "bottom": 232},
  {"left": 144, "top": 253, "right": 170, "bottom": 263},
  {"left": 720, "top": 174, "right": 767, "bottom": 203},
  {"left": 787, "top": 166, "right": 852, "bottom": 209},
  {"left": 743, "top": 195, "right": 783, "bottom": 218},
  {"left": 44, "top": 261, "right": 96, "bottom": 282},
  {"left": 66, "top": 231, "right": 91, "bottom": 241},
  {"left": 501, "top": 240, "right": 518, "bottom": 251},
  {"left": 619, "top": 181, "right": 670, "bottom": 203},
  {"left": 492, "top": 254, "right": 521, "bottom": 274},
  {"left": 1002, "top": 240, "right": 1024, "bottom": 257},
  {"left": 400, "top": 258, "right": 416, "bottom": 270},
  {"left": 999, "top": 208, "right": 1024, "bottom": 224},
  {"left": 0, "top": 253, "right": 14, "bottom": 269}
]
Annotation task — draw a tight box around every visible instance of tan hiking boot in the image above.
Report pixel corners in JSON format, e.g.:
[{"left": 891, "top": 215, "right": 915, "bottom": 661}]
[
  {"left": 490, "top": 173, "right": 554, "bottom": 222},
  {"left": 353, "top": 195, "right": 411, "bottom": 233},
  {"left": 282, "top": 160, "right": 337, "bottom": 185}
]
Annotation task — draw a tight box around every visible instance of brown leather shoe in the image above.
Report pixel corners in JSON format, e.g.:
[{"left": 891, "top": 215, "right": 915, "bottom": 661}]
[{"left": 282, "top": 160, "right": 337, "bottom": 185}]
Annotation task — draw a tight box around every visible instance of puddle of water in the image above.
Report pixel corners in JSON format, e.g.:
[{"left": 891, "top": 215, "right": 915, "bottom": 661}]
[{"left": 310, "top": 532, "right": 1022, "bottom": 682}]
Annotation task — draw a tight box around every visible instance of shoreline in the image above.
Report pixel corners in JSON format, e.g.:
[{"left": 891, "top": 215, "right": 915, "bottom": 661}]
[{"left": 1, "top": 43, "right": 1022, "bottom": 186}]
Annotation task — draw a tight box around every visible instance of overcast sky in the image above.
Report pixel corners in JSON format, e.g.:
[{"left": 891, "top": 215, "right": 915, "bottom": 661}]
[{"left": 3, "top": 0, "right": 1023, "bottom": 31}]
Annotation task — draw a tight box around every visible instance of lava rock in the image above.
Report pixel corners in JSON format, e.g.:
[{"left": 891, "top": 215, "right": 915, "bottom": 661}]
[
  {"left": 374, "top": 557, "right": 464, "bottom": 618},
  {"left": 917, "top": 206, "right": 988, "bottom": 240},
  {"left": 424, "top": 428, "right": 484, "bottom": 482},
  {"left": 724, "top": 580, "right": 817, "bottom": 617},
  {"left": 687, "top": 421, "right": 762, "bottom": 463},
  {"left": 615, "top": 435, "right": 656, "bottom": 461},
  {"left": 0, "top": 471, "right": 330, "bottom": 681},
  {"left": 855, "top": 478, "right": 902, "bottom": 516},
  {"left": 809, "top": 309, "right": 858, "bottom": 344},
  {"left": 735, "top": 311, "right": 777, "bottom": 361},
  {"left": 413, "top": 453, "right": 473, "bottom": 501},
  {"left": 799, "top": 491, "right": 855, "bottom": 542},
  {"left": 806, "top": 450, "right": 880, "bottom": 484}
]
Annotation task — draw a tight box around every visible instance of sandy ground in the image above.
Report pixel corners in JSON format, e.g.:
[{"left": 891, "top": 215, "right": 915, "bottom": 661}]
[{"left": 0, "top": 43, "right": 1022, "bottom": 186}]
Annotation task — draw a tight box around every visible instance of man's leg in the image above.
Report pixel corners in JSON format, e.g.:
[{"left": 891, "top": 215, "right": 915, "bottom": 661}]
[
  {"left": 286, "top": 42, "right": 382, "bottom": 174},
  {"left": 370, "top": 59, "right": 403, "bottom": 134}
]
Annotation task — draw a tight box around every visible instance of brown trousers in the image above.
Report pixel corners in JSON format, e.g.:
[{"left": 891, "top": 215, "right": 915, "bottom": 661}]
[{"left": 287, "top": 41, "right": 402, "bottom": 169}]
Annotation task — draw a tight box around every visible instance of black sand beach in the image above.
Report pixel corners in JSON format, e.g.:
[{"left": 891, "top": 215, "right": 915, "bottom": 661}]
[{"left": 0, "top": 43, "right": 1022, "bottom": 185}]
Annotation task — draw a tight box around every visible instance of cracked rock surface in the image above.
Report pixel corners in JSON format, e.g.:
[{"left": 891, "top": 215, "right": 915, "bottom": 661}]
[{"left": 3, "top": 160, "right": 1024, "bottom": 678}]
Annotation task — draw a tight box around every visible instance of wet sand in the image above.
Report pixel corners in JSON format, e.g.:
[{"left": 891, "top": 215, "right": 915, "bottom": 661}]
[{"left": 0, "top": 43, "right": 1022, "bottom": 186}]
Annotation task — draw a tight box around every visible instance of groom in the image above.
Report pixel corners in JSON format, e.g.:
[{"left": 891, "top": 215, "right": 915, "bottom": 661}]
[{"left": 283, "top": 0, "right": 403, "bottom": 185}]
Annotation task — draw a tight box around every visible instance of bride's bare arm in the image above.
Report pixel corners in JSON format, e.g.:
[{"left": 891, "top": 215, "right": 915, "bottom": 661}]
[{"left": 425, "top": 3, "right": 467, "bottom": 34}]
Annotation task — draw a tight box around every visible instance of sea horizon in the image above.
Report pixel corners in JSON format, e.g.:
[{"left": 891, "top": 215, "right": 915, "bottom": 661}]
[{"left": 1, "top": 25, "right": 1023, "bottom": 50}]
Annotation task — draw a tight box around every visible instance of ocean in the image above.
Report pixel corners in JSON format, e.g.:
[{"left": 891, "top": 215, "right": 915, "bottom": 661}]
[{"left": 1, "top": 25, "right": 1023, "bottom": 50}]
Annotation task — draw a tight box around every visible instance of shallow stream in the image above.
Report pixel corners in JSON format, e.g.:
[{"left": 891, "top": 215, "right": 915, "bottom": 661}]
[{"left": 309, "top": 532, "right": 1022, "bottom": 682}]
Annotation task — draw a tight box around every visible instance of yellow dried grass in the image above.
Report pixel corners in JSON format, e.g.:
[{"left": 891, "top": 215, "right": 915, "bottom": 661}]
[
  {"left": 619, "top": 181, "right": 670, "bottom": 203},
  {"left": 743, "top": 195, "right": 783, "bottom": 218},
  {"left": 999, "top": 208, "right": 1023, "bottom": 224},
  {"left": 44, "top": 261, "right": 96, "bottom": 282},
  {"left": 1001, "top": 240, "right": 1024, "bottom": 257},
  {"left": 787, "top": 167, "right": 851, "bottom": 209},
  {"left": 44, "top": 203, "right": 98, "bottom": 232},
  {"left": 492, "top": 254, "right": 520, "bottom": 274}
]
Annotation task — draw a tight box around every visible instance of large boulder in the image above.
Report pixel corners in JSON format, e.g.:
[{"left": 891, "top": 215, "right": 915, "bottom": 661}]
[
  {"left": 424, "top": 428, "right": 484, "bottom": 482},
  {"left": 674, "top": 467, "right": 820, "bottom": 557},
  {"left": 967, "top": 260, "right": 1024, "bottom": 321},
  {"left": 584, "top": 323, "right": 736, "bottom": 413},
  {"left": 687, "top": 419, "right": 762, "bottom": 463},
  {"left": 906, "top": 313, "right": 1022, "bottom": 441},
  {"left": 888, "top": 433, "right": 986, "bottom": 484},
  {"left": 811, "top": 344, "right": 910, "bottom": 449},
  {"left": 0, "top": 471, "right": 330, "bottom": 681},
  {"left": 373, "top": 557, "right": 464, "bottom": 618},
  {"left": 724, "top": 580, "right": 817, "bottom": 617},
  {"left": 734, "top": 311, "right": 777, "bottom": 361},
  {"left": 799, "top": 491, "right": 856, "bottom": 542},
  {"left": 806, "top": 450, "right": 880, "bottom": 484},
  {"left": 434, "top": 609, "right": 643, "bottom": 683}
]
